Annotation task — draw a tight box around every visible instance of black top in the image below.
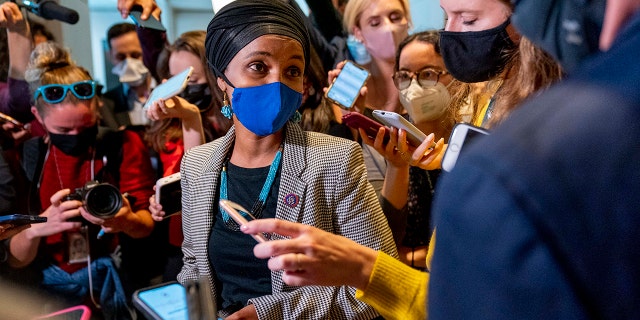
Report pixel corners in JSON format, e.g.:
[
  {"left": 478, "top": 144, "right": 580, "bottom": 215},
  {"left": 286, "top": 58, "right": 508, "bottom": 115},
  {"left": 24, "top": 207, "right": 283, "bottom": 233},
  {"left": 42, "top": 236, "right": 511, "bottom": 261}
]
[{"left": 209, "top": 162, "right": 281, "bottom": 310}]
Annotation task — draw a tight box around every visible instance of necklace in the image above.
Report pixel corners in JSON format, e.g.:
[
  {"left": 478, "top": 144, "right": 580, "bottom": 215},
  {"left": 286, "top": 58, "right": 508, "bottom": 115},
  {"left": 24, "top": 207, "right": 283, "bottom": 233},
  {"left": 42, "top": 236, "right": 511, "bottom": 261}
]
[
  {"left": 219, "top": 145, "right": 283, "bottom": 231},
  {"left": 50, "top": 145, "right": 95, "bottom": 190}
]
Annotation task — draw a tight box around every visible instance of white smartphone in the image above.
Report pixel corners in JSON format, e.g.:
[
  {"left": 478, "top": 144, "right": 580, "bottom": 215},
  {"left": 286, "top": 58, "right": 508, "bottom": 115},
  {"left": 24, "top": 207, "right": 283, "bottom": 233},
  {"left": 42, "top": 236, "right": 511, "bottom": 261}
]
[
  {"left": 441, "top": 123, "right": 490, "bottom": 172},
  {"left": 325, "top": 61, "right": 370, "bottom": 110},
  {"left": 144, "top": 66, "right": 194, "bottom": 110},
  {"left": 372, "top": 110, "right": 427, "bottom": 147},
  {"left": 155, "top": 172, "right": 182, "bottom": 217},
  {"left": 218, "top": 199, "right": 268, "bottom": 243},
  {"left": 133, "top": 281, "right": 188, "bottom": 320}
]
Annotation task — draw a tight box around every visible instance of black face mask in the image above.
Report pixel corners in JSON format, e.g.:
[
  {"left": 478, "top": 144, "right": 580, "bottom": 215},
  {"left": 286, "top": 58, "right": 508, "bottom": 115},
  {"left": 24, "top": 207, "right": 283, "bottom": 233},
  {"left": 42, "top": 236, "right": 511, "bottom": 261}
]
[
  {"left": 179, "top": 83, "right": 213, "bottom": 113},
  {"left": 49, "top": 124, "right": 98, "bottom": 156},
  {"left": 440, "top": 19, "right": 516, "bottom": 83}
]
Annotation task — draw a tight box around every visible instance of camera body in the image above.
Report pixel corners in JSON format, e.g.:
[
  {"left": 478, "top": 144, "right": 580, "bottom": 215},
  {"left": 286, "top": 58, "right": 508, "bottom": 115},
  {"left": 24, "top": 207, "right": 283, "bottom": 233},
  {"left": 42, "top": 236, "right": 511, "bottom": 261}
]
[{"left": 64, "top": 181, "right": 123, "bottom": 219}]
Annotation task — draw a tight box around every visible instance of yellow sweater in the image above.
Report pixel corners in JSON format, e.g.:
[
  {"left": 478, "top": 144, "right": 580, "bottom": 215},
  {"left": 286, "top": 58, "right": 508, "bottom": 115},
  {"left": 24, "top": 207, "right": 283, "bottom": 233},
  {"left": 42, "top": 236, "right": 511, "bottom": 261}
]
[{"left": 355, "top": 233, "right": 436, "bottom": 320}]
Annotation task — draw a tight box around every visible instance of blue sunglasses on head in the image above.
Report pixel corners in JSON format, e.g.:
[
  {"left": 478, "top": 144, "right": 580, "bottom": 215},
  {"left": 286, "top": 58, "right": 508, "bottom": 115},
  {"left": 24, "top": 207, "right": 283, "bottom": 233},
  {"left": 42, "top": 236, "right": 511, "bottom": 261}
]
[{"left": 34, "top": 80, "right": 97, "bottom": 104}]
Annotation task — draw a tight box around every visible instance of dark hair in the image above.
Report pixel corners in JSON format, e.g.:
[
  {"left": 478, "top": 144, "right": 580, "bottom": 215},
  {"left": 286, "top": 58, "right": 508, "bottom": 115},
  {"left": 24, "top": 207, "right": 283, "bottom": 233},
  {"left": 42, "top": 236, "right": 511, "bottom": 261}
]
[
  {"left": 106, "top": 23, "right": 136, "bottom": 49},
  {"left": 394, "top": 30, "right": 440, "bottom": 72}
]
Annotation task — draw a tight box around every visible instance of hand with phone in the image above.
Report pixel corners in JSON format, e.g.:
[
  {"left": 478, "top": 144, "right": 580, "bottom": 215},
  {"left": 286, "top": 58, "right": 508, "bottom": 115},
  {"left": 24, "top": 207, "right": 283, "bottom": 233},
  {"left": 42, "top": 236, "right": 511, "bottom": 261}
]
[
  {"left": 325, "top": 60, "right": 369, "bottom": 113},
  {"left": 118, "top": 0, "right": 162, "bottom": 23},
  {"left": 149, "top": 173, "right": 181, "bottom": 222}
]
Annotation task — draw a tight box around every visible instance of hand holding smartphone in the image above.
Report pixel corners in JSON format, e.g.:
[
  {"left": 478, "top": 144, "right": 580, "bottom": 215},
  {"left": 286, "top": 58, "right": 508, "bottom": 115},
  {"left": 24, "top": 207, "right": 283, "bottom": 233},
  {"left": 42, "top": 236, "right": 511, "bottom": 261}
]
[
  {"left": 325, "top": 61, "right": 370, "bottom": 110},
  {"left": 219, "top": 199, "right": 268, "bottom": 243},
  {"left": 341, "top": 112, "right": 390, "bottom": 143},
  {"left": 155, "top": 173, "right": 182, "bottom": 218},
  {"left": 441, "top": 123, "right": 490, "bottom": 172},
  {"left": 129, "top": 6, "right": 166, "bottom": 31},
  {"left": 144, "top": 66, "right": 193, "bottom": 111},
  {"left": 0, "top": 112, "right": 26, "bottom": 131},
  {"left": 372, "top": 110, "right": 427, "bottom": 147}
]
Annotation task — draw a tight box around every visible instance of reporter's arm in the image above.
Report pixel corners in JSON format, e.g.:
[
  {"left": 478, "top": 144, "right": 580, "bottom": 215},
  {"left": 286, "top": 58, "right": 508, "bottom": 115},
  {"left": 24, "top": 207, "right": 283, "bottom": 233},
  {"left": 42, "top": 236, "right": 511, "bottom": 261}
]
[{"left": 355, "top": 252, "right": 429, "bottom": 320}]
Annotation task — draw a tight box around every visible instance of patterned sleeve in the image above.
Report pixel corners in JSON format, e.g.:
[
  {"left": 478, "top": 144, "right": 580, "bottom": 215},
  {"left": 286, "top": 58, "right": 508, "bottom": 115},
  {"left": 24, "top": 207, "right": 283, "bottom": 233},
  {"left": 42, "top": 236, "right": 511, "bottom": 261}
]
[{"left": 176, "top": 147, "right": 199, "bottom": 285}]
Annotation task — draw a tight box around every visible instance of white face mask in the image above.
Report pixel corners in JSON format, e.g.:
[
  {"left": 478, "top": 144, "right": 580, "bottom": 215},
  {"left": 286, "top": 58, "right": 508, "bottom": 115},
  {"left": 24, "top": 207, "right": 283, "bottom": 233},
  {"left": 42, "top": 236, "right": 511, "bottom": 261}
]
[
  {"left": 111, "top": 57, "right": 149, "bottom": 87},
  {"left": 399, "top": 80, "right": 451, "bottom": 123}
]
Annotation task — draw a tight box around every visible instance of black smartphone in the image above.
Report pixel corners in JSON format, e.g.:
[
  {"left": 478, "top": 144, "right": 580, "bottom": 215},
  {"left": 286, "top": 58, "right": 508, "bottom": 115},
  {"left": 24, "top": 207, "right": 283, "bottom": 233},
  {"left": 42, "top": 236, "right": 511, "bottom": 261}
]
[
  {"left": 155, "top": 172, "right": 182, "bottom": 217},
  {"left": 129, "top": 6, "right": 166, "bottom": 31},
  {"left": 441, "top": 123, "right": 490, "bottom": 172},
  {"left": 325, "top": 61, "right": 370, "bottom": 110},
  {"left": 133, "top": 281, "right": 188, "bottom": 320},
  {"left": 0, "top": 214, "right": 47, "bottom": 226}
]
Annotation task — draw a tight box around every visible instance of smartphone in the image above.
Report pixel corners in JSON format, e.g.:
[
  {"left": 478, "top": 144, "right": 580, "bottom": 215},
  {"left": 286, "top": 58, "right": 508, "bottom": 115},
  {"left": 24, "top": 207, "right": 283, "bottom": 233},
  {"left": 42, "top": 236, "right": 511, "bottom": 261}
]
[
  {"left": 218, "top": 199, "right": 268, "bottom": 243},
  {"left": 133, "top": 281, "right": 188, "bottom": 320},
  {"left": 341, "top": 112, "right": 390, "bottom": 143},
  {"left": 0, "top": 214, "right": 47, "bottom": 226},
  {"left": 325, "top": 61, "right": 370, "bottom": 110},
  {"left": 441, "top": 123, "right": 490, "bottom": 172},
  {"left": 372, "top": 110, "right": 427, "bottom": 147},
  {"left": 129, "top": 6, "right": 166, "bottom": 31},
  {"left": 0, "top": 112, "right": 25, "bottom": 130},
  {"left": 143, "top": 66, "right": 194, "bottom": 110},
  {"left": 156, "top": 172, "right": 181, "bottom": 217}
]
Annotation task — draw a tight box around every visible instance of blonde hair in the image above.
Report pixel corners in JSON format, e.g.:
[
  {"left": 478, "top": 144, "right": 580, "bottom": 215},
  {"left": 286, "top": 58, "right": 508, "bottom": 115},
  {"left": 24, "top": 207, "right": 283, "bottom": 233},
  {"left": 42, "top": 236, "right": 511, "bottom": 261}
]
[
  {"left": 343, "top": 0, "right": 412, "bottom": 33},
  {"left": 26, "top": 41, "right": 94, "bottom": 116}
]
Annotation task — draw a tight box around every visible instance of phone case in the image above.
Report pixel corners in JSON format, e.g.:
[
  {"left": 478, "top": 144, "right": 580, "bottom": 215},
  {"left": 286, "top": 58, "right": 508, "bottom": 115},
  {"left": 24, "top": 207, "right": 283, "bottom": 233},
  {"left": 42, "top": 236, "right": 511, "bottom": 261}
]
[
  {"left": 372, "top": 110, "right": 427, "bottom": 146},
  {"left": 0, "top": 214, "right": 47, "bottom": 226},
  {"left": 133, "top": 281, "right": 187, "bottom": 320},
  {"left": 155, "top": 173, "right": 182, "bottom": 217},
  {"left": 129, "top": 8, "right": 166, "bottom": 31},
  {"left": 325, "top": 61, "right": 370, "bottom": 110},
  {"left": 218, "top": 200, "right": 268, "bottom": 243},
  {"left": 143, "top": 66, "right": 193, "bottom": 110},
  {"left": 36, "top": 305, "right": 91, "bottom": 320},
  {"left": 441, "top": 123, "right": 490, "bottom": 172},
  {"left": 341, "top": 112, "right": 390, "bottom": 143}
]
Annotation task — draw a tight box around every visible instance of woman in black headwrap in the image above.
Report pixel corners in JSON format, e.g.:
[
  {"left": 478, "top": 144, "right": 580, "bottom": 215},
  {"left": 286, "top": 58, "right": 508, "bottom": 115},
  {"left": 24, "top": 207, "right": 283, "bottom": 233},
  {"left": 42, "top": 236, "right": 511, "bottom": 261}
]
[{"left": 172, "top": 0, "right": 397, "bottom": 319}]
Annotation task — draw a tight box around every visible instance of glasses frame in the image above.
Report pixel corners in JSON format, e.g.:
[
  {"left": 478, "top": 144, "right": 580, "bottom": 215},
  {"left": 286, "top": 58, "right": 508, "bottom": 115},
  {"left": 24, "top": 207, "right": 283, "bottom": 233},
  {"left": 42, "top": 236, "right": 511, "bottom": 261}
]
[
  {"left": 392, "top": 68, "right": 448, "bottom": 90},
  {"left": 34, "top": 80, "right": 97, "bottom": 104}
]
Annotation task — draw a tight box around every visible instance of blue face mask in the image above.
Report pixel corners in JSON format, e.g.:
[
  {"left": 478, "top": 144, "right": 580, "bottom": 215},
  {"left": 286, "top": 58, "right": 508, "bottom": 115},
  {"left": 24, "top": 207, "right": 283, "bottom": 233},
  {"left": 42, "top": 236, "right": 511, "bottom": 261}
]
[{"left": 231, "top": 82, "right": 302, "bottom": 136}]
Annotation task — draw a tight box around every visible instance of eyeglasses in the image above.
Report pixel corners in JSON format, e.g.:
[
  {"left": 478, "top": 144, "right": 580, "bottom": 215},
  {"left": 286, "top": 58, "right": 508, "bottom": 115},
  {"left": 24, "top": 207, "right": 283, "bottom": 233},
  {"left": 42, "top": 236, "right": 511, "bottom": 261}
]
[
  {"left": 392, "top": 68, "right": 448, "bottom": 90},
  {"left": 34, "top": 80, "right": 97, "bottom": 104}
]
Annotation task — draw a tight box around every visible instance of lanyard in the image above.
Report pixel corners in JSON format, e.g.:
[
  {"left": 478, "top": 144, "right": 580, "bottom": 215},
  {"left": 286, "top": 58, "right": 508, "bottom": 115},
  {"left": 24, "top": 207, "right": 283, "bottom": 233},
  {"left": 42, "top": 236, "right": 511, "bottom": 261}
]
[{"left": 219, "top": 146, "right": 283, "bottom": 228}]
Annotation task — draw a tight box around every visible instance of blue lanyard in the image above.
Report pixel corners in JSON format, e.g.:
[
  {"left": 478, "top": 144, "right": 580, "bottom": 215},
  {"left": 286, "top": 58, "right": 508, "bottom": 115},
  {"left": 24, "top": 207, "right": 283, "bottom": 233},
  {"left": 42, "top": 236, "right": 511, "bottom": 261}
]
[{"left": 219, "top": 146, "right": 283, "bottom": 226}]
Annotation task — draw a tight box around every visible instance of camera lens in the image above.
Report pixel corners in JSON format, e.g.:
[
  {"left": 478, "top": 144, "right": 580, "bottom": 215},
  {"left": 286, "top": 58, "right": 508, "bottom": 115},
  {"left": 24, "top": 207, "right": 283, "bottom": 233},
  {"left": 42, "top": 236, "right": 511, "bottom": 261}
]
[{"left": 84, "top": 183, "right": 122, "bottom": 218}]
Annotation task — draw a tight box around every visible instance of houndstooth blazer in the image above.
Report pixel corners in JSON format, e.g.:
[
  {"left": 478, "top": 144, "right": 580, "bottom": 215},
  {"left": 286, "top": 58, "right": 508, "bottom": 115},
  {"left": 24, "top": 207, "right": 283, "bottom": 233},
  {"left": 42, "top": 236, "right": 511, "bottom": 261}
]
[{"left": 177, "top": 122, "right": 398, "bottom": 319}]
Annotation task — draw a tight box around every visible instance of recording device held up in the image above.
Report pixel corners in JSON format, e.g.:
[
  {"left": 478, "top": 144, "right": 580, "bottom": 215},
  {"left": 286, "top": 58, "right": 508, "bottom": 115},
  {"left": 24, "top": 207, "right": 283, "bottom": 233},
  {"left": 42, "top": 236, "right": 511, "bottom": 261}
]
[
  {"left": 11, "top": 0, "right": 79, "bottom": 24},
  {"left": 64, "top": 181, "right": 123, "bottom": 219}
]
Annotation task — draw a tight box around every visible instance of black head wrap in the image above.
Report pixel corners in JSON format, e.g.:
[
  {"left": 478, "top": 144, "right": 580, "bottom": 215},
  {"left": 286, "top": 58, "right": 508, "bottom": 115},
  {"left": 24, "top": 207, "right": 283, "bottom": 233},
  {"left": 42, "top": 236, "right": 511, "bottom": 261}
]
[{"left": 205, "top": 0, "right": 310, "bottom": 87}]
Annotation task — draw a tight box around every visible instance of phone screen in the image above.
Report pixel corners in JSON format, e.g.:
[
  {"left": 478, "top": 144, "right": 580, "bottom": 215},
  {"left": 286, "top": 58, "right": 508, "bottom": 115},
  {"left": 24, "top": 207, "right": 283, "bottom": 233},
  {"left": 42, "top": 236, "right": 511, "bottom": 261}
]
[
  {"left": 134, "top": 283, "right": 188, "bottom": 320},
  {"left": 326, "top": 61, "right": 370, "bottom": 110},
  {"left": 144, "top": 66, "right": 193, "bottom": 110}
]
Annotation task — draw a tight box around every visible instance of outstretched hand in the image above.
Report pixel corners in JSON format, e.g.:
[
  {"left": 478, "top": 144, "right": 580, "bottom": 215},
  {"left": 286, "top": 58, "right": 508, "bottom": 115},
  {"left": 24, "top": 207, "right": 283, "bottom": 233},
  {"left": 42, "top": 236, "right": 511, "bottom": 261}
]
[{"left": 242, "top": 219, "right": 378, "bottom": 290}]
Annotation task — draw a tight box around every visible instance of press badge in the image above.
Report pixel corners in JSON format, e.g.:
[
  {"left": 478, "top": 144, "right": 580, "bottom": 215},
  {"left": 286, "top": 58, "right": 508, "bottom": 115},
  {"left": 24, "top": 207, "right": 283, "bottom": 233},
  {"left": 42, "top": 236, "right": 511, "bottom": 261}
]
[{"left": 67, "top": 227, "right": 89, "bottom": 264}]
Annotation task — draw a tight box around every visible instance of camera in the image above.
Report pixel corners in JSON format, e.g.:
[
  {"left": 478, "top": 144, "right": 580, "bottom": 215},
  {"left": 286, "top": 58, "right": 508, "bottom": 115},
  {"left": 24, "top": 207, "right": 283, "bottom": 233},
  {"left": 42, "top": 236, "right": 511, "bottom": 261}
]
[{"left": 64, "top": 181, "right": 123, "bottom": 219}]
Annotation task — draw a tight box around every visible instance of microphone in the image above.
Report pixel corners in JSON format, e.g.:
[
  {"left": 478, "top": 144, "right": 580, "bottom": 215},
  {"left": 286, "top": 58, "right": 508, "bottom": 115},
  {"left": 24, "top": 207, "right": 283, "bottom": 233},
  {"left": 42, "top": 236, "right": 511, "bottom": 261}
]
[{"left": 14, "top": 0, "right": 79, "bottom": 25}]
